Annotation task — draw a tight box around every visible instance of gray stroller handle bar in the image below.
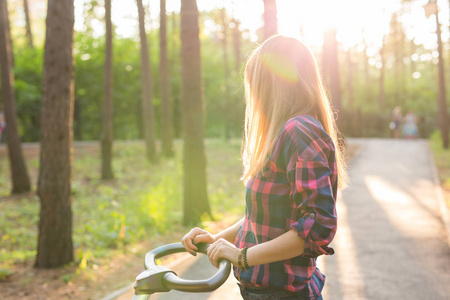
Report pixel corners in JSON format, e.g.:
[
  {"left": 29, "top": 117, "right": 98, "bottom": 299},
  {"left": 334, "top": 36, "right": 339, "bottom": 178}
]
[{"left": 133, "top": 242, "right": 231, "bottom": 298}]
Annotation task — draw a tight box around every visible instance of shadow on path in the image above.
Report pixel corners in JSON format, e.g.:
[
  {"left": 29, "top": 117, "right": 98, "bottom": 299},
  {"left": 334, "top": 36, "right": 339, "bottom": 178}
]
[{"left": 322, "top": 139, "right": 450, "bottom": 300}]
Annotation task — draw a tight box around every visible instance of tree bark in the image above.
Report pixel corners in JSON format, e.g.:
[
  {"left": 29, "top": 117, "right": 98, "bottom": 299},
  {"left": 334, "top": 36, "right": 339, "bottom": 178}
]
[
  {"left": 231, "top": 18, "right": 241, "bottom": 73},
  {"left": 323, "top": 28, "right": 342, "bottom": 123},
  {"left": 101, "top": 0, "right": 114, "bottom": 178},
  {"left": 180, "top": 0, "right": 210, "bottom": 225},
  {"left": 35, "top": 0, "right": 74, "bottom": 268},
  {"left": 361, "top": 31, "right": 370, "bottom": 102},
  {"left": 23, "top": 0, "right": 33, "bottom": 48},
  {"left": 345, "top": 48, "right": 354, "bottom": 108},
  {"left": 378, "top": 35, "right": 386, "bottom": 111},
  {"left": 170, "top": 12, "right": 182, "bottom": 139},
  {"left": 137, "top": 0, "right": 157, "bottom": 162},
  {"left": 220, "top": 8, "right": 231, "bottom": 140},
  {"left": 262, "top": 0, "right": 277, "bottom": 41},
  {"left": 159, "top": 0, "right": 174, "bottom": 157},
  {"left": 434, "top": 5, "right": 449, "bottom": 148},
  {"left": 0, "top": 0, "right": 31, "bottom": 194}
]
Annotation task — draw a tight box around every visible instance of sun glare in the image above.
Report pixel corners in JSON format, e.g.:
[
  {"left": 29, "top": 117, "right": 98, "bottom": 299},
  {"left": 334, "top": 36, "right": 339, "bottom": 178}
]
[
  {"left": 276, "top": 0, "right": 399, "bottom": 49},
  {"left": 276, "top": 0, "right": 448, "bottom": 50},
  {"left": 73, "top": 0, "right": 449, "bottom": 50}
]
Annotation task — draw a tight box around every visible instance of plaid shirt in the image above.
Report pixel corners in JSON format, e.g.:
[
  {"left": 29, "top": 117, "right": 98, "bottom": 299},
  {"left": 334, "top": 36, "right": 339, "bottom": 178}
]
[{"left": 234, "top": 114, "right": 338, "bottom": 299}]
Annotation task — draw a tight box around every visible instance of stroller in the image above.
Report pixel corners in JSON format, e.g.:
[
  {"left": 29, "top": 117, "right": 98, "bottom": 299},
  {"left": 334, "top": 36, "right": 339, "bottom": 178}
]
[{"left": 132, "top": 242, "right": 231, "bottom": 299}]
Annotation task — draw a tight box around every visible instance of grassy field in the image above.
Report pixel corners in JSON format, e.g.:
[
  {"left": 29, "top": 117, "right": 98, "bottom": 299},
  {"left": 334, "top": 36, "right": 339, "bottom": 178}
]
[{"left": 0, "top": 140, "right": 245, "bottom": 276}]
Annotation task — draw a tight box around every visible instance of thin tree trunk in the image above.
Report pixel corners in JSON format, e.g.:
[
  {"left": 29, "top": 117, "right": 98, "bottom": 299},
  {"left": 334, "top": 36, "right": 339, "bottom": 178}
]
[
  {"left": 160, "top": 0, "right": 174, "bottom": 157},
  {"left": 323, "top": 28, "right": 342, "bottom": 122},
  {"left": 23, "top": 0, "right": 33, "bottom": 48},
  {"left": 101, "top": 0, "right": 114, "bottom": 179},
  {"left": 180, "top": 0, "right": 210, "bottom": 225},
  {"left": 361, "top": 30, "right": 370, "bottom": 102},
  {"left": 378, "top": 35, "right": 386, "bottom": 110},
  {"left": 434, "top": 5, "right": 449, "bottom": 148},
  {"left": 0, "top": 0, "right": 31, "bottom": 194},
  {"left": 137, "top": 0, "right": 157, "bottom": 162},
  {"left": 220, "top": 8, "right": 231, "bottom": 140},
  {"left": 262, "top": 0, "right": 277, "bottom": 40},
  {"left": 390, "top": 14, "right": 401, "bottom": 105},
  {"left": 170, "top": 12, "right": 182, "bottom": 139},
  {"left": 4, "top": 0, "right": 13, "bottom": 68},
  {"left": 232, "top": 18, "right": 241, "bottom": 73},
  {"left": 35, "top": 0, "right": 74, "bottom": 268},
  {"left": 346, "top": 48, "right": 354, "bottom": 108}
]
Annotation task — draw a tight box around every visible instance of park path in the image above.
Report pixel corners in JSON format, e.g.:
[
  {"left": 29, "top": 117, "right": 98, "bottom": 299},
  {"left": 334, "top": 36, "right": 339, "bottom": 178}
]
[{"left": 115, "top": 138, "right": 450, "bottom": 300}]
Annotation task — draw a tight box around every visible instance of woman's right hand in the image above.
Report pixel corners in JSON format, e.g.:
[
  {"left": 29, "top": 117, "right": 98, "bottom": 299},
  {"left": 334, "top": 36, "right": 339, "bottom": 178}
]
[{"left": 181, "top": 227, "right": 216, "bottom": 256}]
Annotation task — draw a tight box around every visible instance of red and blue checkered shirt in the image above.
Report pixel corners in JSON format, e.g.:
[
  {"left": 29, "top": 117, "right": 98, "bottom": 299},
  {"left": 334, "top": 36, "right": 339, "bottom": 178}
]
[{"left": 234, "top": 114, "right": 338, "bottom": 299}]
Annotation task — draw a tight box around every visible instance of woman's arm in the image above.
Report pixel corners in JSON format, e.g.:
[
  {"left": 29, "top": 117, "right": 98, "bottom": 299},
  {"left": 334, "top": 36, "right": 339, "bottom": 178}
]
[
  {"left": 246, "top": 230, "right": 304, "bottom": 266},
  {"left": 181, "top": 217, "right": 244, "bottom": 255},
  {"left": 206, "top": 229, "right": 305, "bottom": 268}
]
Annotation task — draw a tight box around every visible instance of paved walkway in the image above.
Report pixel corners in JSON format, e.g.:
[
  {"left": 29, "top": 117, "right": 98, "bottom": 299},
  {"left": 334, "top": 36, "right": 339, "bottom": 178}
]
[{"left": 118, "top": 138, "right": 449, "bottom": 300}]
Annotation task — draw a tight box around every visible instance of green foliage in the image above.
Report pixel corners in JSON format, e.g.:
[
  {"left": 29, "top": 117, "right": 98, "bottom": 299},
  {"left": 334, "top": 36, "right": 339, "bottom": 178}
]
[
  {"left": 0, "top": 140, "right": 245, "bottom": 269},
  {"left": 0, "top": 268, "right": 14, "bottom": 281},
  {"left": 14, "top": 46, "right": 43, "bottom": 141},
  {"left": 60, "top": 273, "right": 74, "bottom": 284},
  {"left": 430, "top": 131, "right": 450, "bottom": 189},
  {"left": 4, "top": 8, "right": 448, "bottom": 143}
]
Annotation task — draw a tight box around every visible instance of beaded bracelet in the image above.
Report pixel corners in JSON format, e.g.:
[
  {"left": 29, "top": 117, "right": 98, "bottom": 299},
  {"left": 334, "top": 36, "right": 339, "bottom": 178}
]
[
  {"left": 238, "top": 251, "right": 244, "bottom": 269},
  {"left": 242, "top": 247, "right": 249, "bottom": 270}
]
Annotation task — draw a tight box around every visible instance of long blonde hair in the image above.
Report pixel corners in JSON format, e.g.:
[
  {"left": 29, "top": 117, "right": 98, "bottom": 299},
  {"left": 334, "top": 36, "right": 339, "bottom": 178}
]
[{"left": 241, "top": 35, "right": 348, "bottom": 189}]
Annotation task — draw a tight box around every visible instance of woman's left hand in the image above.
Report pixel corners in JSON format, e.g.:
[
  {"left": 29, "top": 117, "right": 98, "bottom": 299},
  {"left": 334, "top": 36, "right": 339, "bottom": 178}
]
[{"left": 206, "top": 238, "right": 240, "bottom": 268}]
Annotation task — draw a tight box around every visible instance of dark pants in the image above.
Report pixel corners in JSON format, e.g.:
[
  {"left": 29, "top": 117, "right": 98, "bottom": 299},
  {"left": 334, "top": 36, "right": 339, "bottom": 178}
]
[{"left": 238, "top": 284, "right": 323, "bottom": 300}]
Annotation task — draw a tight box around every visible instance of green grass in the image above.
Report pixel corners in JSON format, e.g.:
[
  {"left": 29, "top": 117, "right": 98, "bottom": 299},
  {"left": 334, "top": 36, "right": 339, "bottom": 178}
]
[
  {"left": 0, "top": 139, "right": 245, "bottom": 270},
  {"left": 429, "top": 131, "right": 450, "bottom": 206}
]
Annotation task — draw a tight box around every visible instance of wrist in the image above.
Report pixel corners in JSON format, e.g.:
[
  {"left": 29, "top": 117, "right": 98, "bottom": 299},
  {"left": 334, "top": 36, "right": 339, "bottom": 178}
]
[{"left": 237, "top": 247, "right": 249, "bottom": 270}]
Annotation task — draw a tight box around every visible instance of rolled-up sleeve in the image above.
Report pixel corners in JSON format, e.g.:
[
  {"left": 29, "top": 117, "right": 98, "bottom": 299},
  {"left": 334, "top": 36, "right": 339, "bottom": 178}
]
[
  {"left": 281, "top": 122, "right": 338, "bottom": 258},
  {"left": 289, "top": 159, "right": 337, "bottom": 258}
]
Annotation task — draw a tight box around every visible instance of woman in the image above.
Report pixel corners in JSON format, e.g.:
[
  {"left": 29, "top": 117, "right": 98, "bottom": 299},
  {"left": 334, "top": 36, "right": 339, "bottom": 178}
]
[{"left": 182, "top": 35, "right": 348, "bottom": 300}]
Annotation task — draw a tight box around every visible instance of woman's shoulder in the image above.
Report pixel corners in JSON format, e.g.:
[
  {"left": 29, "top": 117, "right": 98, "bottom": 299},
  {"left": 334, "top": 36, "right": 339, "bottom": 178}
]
[
  {"left": 281, "top": 114, "right": 329, "bottom": 142},
  {"left": 272, "top": 114, "right": 334, "bottom": 165}
]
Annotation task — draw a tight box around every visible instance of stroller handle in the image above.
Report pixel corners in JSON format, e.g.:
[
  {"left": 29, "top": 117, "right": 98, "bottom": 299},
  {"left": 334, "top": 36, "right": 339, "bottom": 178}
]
[{"left": 133, "top": 242, "right": 231, "bottom": 297}]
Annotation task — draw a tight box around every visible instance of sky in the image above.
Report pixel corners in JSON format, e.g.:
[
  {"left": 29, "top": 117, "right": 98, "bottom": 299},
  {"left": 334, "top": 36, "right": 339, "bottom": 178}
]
[{"left": 71, "top": 0, "right": 449, "bottom": 51}]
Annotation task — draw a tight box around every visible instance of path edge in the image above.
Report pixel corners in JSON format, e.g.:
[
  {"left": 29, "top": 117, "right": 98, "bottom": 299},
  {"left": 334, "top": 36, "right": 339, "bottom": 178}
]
[
  {"left": 426, "top": 142, "right": 450, "bottom": 247},
  {"left": 99, "top": 253, "right": 192, "bottom": 300}
]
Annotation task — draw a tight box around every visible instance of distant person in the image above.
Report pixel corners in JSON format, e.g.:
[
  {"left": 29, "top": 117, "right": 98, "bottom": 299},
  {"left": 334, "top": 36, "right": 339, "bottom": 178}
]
[
  {"left": 181, "top": 36, "right": 348, "bottom": 300},
  {"left": 403, "top": 110, "right": 418, "bottom": 139},
  {"left": 390, "top": 106, "right": 402, "bottom": 138},
  {"left": 0, "top": 111, "right": 5, "bottom": 144}
]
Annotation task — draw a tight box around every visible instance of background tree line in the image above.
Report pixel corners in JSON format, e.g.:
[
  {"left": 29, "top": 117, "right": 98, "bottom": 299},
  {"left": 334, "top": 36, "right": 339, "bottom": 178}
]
[
  {"left": 0, "top": 0, "right": 448, "bottom": 269},
  {"left": 2, "top": 0, "right": 448, "bottom": 144}
]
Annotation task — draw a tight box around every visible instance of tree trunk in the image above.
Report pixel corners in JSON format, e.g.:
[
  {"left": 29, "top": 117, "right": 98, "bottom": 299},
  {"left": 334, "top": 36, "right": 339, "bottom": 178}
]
[
  {"left": 170, "top": 12, "right": 182, "bottom": 140},
  {"left": 262, "top": 0, "right": 277, "bottom": 41},
  {"left": 220, "top": 8, "right": 231, "bottom": 140},
  {"left": 434, "top": 7, "right": 449, "bottom": 148},
  {"left": 160, "top": 0, "right": 174, "bottom": 157},
  {"left": 345, "top": 47, "right": 354, "bottom": 108},
  {"left": 232, "top": 18, "right": 241, "bottom": 73},
  {"left": 180, "top": 0, "right": 210, "bottom": 225},
  {"left": 23, "top": 0, "right": 33, "bottom": 48},
  {"left": 0, "top": 0, "right": 31, "bottom": 194},
  {"left": 101, "top": 0, "right": 114, "bottom": 179},
  {"left": 137, "top": 0, "right": 157, "bottom": 162},
  {"left": 361, "top": 31, "right": 370, "bottom": 102},
  {"left": 323, "top": 28, "right": 342, "bottom": 123},
  {"left": 378, "top": 35, "right": 386, "bottom": 111},
  {"left": 35, "top": 0, "right": 74, "bottom": 268}
]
